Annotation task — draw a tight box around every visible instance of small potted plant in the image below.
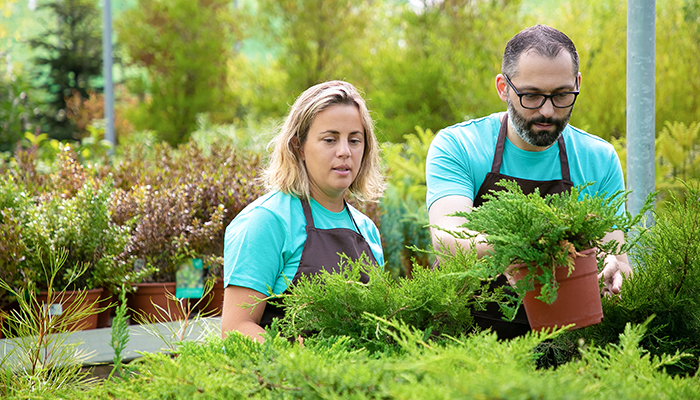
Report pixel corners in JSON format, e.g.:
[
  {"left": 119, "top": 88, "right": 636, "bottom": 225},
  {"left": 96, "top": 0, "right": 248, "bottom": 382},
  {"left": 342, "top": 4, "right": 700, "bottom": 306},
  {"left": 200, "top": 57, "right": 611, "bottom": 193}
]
[
  {"left": 19, "top": 175, "right": 133, "bottom": 329},
  {"left": 445, "top": 179, "right": 654, "bottom": 331},
  {"left": 113, "top": 183, "right": 226, "bottom": 322}
]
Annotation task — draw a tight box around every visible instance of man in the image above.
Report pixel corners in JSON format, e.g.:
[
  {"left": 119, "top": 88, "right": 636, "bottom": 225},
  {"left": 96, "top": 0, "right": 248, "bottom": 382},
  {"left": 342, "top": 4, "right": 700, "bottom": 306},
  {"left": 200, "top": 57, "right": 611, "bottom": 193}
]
[{"left": 426, "top": 25, "right": 630, "bottom": 338}]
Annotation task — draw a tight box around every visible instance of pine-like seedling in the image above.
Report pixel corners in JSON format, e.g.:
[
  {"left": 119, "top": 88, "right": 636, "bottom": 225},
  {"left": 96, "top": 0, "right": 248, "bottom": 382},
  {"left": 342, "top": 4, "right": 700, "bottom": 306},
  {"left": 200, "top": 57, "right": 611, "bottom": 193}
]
[{"left": 109, "top": 286, "right": 130, "bottom": 379}]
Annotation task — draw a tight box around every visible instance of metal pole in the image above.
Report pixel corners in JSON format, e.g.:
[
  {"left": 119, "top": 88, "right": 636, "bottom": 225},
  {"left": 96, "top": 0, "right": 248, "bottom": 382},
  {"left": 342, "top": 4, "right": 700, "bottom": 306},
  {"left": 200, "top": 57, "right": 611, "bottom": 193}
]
[
  {"left": 626, "top": 0, "right": 656, "bottom": 222},
  {"left": 102, "top": 0, "right": 115, "bottom": 153}
]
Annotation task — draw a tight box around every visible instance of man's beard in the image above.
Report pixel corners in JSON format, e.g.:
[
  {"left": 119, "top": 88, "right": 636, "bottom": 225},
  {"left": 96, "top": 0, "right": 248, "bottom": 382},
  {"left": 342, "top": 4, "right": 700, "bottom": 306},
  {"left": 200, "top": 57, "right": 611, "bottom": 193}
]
[{"left": 506, "top": 98, "right": 572, "bottom": 148}]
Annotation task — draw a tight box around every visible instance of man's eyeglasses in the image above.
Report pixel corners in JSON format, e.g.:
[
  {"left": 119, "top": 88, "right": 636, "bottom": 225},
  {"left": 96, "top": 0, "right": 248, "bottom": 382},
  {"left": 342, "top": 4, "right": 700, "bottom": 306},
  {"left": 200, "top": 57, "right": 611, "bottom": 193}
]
[{"left": 503, "top": 73, "right": 579, "bottom": 109}]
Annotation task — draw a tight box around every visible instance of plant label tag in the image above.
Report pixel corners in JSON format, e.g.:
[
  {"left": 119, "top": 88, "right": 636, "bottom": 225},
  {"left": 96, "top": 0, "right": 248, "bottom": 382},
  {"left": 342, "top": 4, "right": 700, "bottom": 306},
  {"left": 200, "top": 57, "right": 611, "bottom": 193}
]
[
  {"left": 43, "top": 303, "right": 63, "bottom": 316},
  {"left": 176, "top": 258, "right": 204, "bottom": 299},
  {"left": 134, "top": 258, "right": 146, "bottom": 273}
]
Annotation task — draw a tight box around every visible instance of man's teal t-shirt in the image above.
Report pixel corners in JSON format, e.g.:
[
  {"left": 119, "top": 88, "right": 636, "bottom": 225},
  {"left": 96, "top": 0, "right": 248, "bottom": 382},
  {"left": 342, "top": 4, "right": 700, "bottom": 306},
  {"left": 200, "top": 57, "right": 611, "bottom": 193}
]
[
  {"left": 426, "top": 112, "right": 626, "bottom": 213},
  {"left": 224, "top": 191, "right": 384, "bottom": 296}
]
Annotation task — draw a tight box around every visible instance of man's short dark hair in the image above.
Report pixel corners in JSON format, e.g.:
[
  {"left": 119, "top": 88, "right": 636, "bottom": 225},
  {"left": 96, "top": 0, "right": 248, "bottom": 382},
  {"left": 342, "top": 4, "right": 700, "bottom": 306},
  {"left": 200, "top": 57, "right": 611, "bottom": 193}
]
[{"left": 502, "top": 25, "right": 579, "bottom": 78}]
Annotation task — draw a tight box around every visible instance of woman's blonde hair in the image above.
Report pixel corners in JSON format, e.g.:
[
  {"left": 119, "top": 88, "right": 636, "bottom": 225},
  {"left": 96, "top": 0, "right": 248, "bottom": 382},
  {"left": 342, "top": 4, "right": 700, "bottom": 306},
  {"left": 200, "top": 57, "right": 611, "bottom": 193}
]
[{"left": 263, "top": 80, "right": 385, "bottom": 202}]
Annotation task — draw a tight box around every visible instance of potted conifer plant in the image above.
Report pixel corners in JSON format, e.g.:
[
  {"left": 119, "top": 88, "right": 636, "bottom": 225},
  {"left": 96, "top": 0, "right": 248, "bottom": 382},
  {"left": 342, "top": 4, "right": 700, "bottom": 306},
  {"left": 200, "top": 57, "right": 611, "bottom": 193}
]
[{"left": 445, "top": 179, "right": 655, "bottom": 331}]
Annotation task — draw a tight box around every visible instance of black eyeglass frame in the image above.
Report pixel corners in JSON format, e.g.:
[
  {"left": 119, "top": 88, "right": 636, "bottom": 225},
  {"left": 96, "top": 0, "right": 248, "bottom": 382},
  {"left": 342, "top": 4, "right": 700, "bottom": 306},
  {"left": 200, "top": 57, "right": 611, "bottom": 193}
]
[{"left": 502, "top": 73, "right": 579, "bottom": 110}]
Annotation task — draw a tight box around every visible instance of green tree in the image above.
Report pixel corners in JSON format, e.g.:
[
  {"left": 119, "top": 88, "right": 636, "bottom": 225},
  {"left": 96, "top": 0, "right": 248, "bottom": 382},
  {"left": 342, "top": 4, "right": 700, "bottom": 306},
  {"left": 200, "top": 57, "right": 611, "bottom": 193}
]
[
  {"left": 249, "top": 0, "right": 375, "bottom": 100},
  {"left": 365, "top": 0, "right": 523, "bottom": 142},
  {"left": 553, "top": 0, "right": 627, "bottom": 140},
  {"left": 28, "top": 0, "right": 104, "bottom": 142},
  {"left": 553, "top": 0, "right": 700, "bottom": 141},
  {"left": 655, "top": 0, "right": 700, "bottom": 135},
  {"left": 117, "top": 0, "right": 236, "bottom": 145}
]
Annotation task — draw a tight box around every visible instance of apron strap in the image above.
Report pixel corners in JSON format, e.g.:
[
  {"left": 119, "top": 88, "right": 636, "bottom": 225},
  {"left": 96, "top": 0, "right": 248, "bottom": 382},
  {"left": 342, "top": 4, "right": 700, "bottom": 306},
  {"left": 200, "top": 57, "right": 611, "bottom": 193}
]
[{"left": 300, "top": 198, "right": 315, "bottom": 228}]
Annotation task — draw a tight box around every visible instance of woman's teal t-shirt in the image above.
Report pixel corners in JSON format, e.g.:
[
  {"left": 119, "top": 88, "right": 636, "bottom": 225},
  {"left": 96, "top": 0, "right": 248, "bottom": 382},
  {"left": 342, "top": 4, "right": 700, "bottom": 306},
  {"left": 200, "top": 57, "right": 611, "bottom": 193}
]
[{"left": 223, "top": 191, "right": 384, "bottom": 296}]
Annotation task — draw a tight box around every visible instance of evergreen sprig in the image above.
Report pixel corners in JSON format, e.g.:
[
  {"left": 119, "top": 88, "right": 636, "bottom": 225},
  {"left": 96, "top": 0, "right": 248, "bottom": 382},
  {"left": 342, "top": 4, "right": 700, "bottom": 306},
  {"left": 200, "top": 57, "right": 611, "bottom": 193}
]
[{"left": 108, "top": 286, "right": 130, "bottom": 380}]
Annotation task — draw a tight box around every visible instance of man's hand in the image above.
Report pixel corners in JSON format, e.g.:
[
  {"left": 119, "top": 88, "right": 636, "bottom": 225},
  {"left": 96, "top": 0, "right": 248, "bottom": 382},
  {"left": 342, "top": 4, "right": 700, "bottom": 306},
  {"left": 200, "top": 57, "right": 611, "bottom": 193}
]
[{"left": 597, "top": 254, "right": 633, "bottom": 297}]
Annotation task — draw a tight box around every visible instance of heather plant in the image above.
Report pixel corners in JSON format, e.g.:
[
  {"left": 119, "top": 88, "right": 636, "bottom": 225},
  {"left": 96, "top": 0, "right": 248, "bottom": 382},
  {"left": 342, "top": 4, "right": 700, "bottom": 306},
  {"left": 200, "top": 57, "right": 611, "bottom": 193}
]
[
  {"left": 112, "top": 183, "right": 226, "bottom": 283},
  {"left": 110, "top": 139, "right": 268, "bottom": 283},
  {"left": 112, "top": 139, "right": 264, "bottom": 226}
]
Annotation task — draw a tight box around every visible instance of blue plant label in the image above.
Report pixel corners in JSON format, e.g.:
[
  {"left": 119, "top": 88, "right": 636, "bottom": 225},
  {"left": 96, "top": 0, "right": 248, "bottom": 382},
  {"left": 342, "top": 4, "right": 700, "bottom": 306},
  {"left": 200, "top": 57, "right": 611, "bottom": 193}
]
[
  {"left": 176, "top": 258, "right": 204, "bottom": 298},
  {"left": 43, "top": 303, "right": 63, "bottom": 316}
]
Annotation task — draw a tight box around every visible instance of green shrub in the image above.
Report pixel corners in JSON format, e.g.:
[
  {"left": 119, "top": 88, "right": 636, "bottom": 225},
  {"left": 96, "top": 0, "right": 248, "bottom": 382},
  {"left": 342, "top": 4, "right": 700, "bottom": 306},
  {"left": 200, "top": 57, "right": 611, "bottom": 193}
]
[
  {"left": 57, "top": 318, "right": 700, "bottom": 399},
  {"left": 0, "top": 175, "right": 30, "bottom": 308},
  {"left": 275, "top": 250, "right": 491, "bottom": 353},
  {"left": 111, "top": 139, "right": 265, "bottom": 282},
  {"left": 21, "top": 175, "right": 131, "bottom": 292},
  {"left": 380, "top": 127, "right": 435, "bottom": 277},
  {"left": 567, "top": 180, "right": 700, "bottom": 376},
  {"left": 116, "top": 0, "right": 237, "bottom": 145}
]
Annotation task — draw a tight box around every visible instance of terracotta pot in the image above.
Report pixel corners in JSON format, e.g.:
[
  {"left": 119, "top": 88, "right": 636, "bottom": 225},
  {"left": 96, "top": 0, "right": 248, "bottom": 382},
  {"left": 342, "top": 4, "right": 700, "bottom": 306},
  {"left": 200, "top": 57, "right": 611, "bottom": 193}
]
[
  {"left": 36, "top": 288, "right": 104, "bottom": 331},
  {"left": 96, "top": 288, "right": 115, "bottom": 328},
  {"left": 513, "top": 248, "right": 602, "bottom": 331},
  {"left": 128, "top": 282, "right": 186, "bottom": 323},
  {"left": 201, "top": 279, "right": 224, "bottom": 317}
]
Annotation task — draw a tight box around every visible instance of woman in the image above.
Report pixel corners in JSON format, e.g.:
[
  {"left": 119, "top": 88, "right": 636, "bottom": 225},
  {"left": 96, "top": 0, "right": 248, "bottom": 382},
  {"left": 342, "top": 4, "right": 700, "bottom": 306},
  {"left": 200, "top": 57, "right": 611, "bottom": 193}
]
[{"left": 221, "top": 81, "right": 385, "bottom": 342}]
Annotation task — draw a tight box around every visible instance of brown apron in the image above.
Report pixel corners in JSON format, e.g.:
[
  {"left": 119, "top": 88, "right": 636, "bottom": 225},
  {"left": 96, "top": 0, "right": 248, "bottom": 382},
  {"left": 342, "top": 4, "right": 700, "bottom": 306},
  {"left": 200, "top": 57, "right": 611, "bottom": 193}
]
[
  {"left": 471, "top": 113, "right": 574, "bottom": 339},
  {"left": 259, "top": 198, "right": 378, "bottom": 328}
]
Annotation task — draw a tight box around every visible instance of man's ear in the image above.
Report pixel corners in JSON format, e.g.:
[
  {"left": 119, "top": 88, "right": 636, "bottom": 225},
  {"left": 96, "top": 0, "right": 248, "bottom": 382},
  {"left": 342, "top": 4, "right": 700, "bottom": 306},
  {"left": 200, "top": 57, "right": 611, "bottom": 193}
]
[
  {"left": 495, "top": 74, "right": 508, "bottom": 102},
  {"left": 576, "top": 72, "right": 582, "bottom": 90}
]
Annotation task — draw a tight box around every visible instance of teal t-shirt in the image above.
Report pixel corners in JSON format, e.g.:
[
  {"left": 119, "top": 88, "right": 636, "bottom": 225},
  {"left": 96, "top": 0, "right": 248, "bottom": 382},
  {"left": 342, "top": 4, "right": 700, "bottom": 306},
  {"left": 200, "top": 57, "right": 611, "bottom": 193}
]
[
  {"left": 223, "top": 191, "right": 384, "bottom": 296},
  {"left": 426, "top": 112, "right": 626, "bottom": 213}
]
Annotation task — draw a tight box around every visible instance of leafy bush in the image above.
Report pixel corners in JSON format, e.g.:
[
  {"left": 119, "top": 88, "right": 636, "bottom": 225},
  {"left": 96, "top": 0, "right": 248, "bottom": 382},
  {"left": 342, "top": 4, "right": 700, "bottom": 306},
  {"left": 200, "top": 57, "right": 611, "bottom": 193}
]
[
  {"left": 0, "top": 175, "right": 30, "bottom": 308},
  {"left": 21, "top": 175, "right": 132, "bottom": 292},
  {"left": 111, "top": 139, "right": 266, "bottom": 282}
]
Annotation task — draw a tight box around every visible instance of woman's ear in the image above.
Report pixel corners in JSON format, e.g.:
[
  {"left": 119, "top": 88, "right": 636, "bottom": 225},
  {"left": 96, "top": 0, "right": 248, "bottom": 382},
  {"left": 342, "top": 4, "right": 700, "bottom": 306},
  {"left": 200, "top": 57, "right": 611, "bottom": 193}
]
[{"left": 292, "top": 136, "right": 305, "bottom": 161}]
